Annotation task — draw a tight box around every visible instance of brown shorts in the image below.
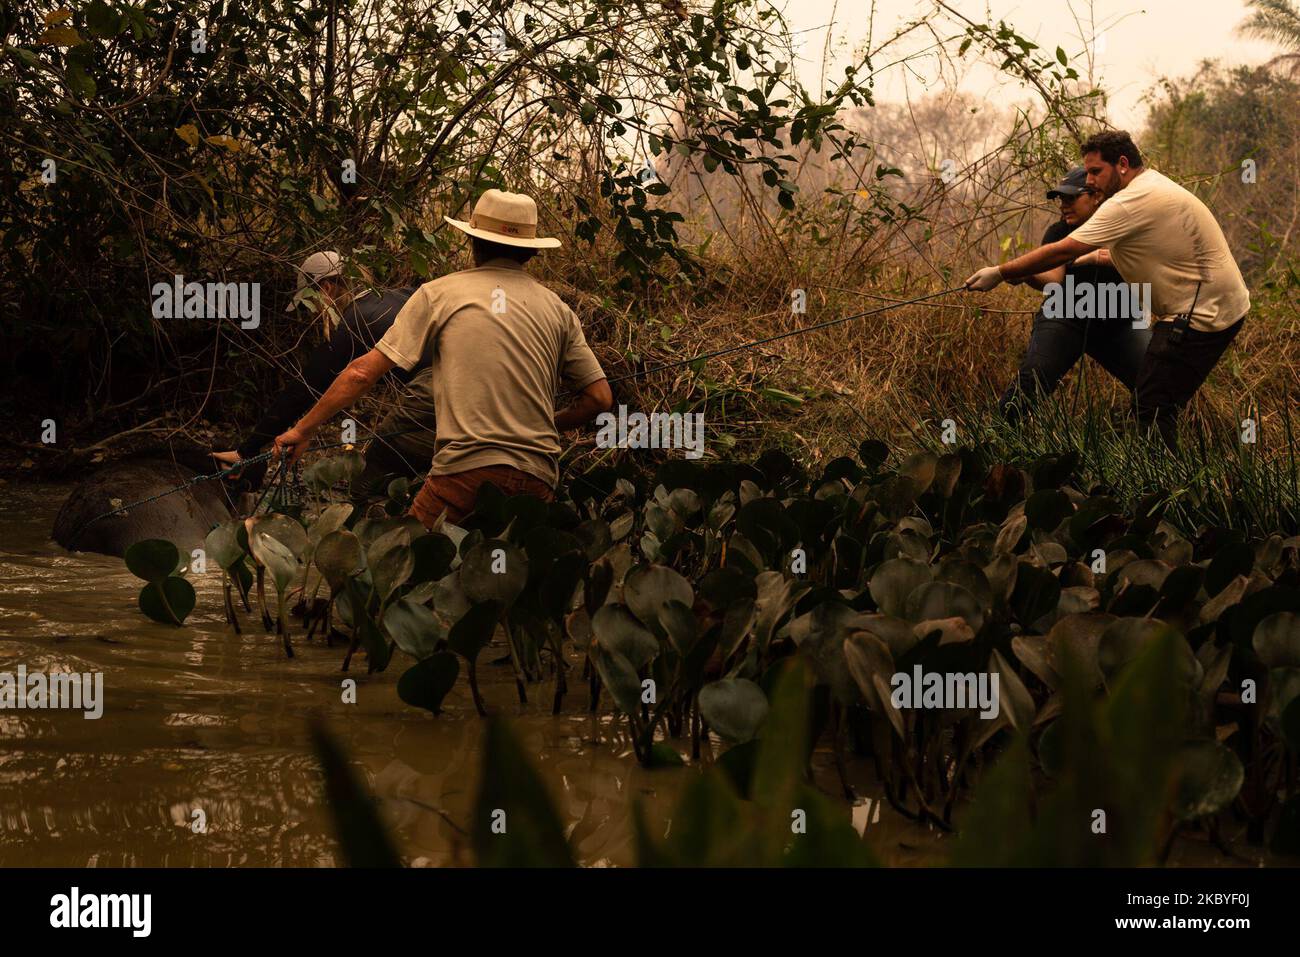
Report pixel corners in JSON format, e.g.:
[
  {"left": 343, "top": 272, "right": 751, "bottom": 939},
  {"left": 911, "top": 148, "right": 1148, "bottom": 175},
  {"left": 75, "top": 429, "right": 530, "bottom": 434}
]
[{"left": 409, "top": 464, "right": 554, "bottom": 528}]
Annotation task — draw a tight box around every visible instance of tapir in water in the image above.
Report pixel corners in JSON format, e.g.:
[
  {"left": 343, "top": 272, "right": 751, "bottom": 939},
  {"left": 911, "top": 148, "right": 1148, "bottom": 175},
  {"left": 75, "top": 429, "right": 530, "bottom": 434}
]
[{"left": 52, "top": 459, "right": 233, "bottom": 558}]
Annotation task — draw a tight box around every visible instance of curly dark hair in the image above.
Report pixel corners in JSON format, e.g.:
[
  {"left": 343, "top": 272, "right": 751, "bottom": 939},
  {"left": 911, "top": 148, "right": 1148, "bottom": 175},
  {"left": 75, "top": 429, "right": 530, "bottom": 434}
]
[{"left": 1079, "top": 130, "right": 1144, "bottom": 168}]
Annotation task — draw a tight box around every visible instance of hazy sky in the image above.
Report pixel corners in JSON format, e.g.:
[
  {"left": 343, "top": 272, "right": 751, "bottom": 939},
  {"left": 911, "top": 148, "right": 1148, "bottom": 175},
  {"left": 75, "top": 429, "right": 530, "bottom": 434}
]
[{"left": 781, "top": 0, "right": 1279, "bottom": 129}]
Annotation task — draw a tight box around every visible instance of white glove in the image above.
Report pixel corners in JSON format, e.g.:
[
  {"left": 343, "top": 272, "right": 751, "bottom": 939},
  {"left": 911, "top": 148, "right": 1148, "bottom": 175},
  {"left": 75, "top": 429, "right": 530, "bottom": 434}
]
[{"left": 964, "top": 265, "right": 1005, "bottom": 292}]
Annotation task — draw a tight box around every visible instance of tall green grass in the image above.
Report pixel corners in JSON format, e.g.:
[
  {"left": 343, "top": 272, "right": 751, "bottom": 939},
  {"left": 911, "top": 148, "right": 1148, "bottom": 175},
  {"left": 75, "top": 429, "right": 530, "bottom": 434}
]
[{"left": 908, "top": 386, "right": 1300, "bottom": 535}]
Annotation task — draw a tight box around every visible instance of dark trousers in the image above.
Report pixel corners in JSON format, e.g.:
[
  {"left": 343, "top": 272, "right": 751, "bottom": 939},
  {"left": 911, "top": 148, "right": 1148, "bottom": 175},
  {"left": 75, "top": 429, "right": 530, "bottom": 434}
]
[
  {"left": 999, "top": 310, "right": 1153, "bottom": 419},
  {"left": 1134, "top": 316, "right": 1245, "bottom": 450}
]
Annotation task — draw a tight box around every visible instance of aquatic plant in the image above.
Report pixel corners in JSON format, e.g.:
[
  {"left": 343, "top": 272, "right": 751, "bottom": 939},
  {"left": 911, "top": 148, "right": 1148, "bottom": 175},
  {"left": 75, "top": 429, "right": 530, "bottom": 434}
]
[{"left": 131, "top": 441, "right": 1300, "bottom": 853}]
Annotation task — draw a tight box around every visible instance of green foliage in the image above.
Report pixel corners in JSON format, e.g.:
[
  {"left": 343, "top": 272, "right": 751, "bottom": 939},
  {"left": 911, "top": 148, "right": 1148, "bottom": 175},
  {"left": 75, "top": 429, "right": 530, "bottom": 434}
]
[
  {"left": 125, "top": 538, "right": 195, "bottom": 625},
  {"left": 151, "top": 441, "right": 1300, "bottom": 857}
]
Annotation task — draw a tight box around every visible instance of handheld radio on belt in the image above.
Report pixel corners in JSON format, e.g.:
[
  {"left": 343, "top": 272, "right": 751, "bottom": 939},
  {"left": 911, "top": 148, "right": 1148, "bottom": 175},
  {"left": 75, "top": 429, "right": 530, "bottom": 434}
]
[{"left": 1168, "top": 280, "right": 1203, "bottom": 346}]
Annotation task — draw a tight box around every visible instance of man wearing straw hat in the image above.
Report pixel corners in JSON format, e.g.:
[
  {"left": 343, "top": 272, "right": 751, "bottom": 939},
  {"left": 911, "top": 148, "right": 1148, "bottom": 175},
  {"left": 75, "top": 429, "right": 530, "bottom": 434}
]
[{"left": 272, "top": 189, "right": 613, "bottom": 525}]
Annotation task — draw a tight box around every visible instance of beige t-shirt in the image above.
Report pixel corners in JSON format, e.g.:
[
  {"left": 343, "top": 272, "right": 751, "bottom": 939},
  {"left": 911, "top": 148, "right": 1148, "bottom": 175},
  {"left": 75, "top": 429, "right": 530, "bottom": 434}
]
[
  {"left": 1069, "top": 168, "right": 1249, "bottom": 332},
  {"left": 376, "top": 259, "right": 606, "bottom": 487}
]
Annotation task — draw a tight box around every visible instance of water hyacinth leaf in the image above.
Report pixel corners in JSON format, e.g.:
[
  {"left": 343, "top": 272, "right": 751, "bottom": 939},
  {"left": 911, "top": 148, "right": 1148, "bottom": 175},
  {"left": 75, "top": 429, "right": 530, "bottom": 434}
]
[
  {"left": 1171, "top": 739, "right": 1244, "bottom": 821},
  {"left": 589, "top": 642, "right": 643, "bottom": 714},
  {"left": 397, "top": 653, "right": 460, "bottom": 715},
  {"left": 725, "top": 532, "right": 766, "bottom": 575},
  {"left": 383, "top": 598, "right": 446, "bottom": 661},
  {"left": 404, "top": 580, "right": 438, "bottom": 605},
  {"left": 994, "top": 513, "right": 1027, "bottom": 554},
  {"left": 1046, "top": 613, "right": 1112, "bottom": 688},
  {"left": 1010, "top": 562, "right": 1060, "bottom": 627},
  {"left": 138, "top": 576, "right": 196, "bottom": 626},
  {"left": 933, "top": 453, "right": 962, "bottom": 498},
  {"left": 717, "top": 598, "right": 757, "bottom": 657},
  {"left": 698, "top": 566, "right": 758, "bottom": 609},
  {"left": 1024, "top": 489, "right": 1072, "bottom": 531},
  {"left": 574, "top": 519, "right": 612, "bottom": 560},
  {"left": 855, "top": 613, "right": 918, "bottom": 660},
  {"left": 254, "top": 513, "right": 308, "bottom": 558},
  {"left": 1267, "top": 668, "right": 1300, "bottom": 725},
  {"left": 698, "top": 678, "right": 769, "bottom": 743},
  {"left": 315, "top": 530, "right": 363, "bottom": 592},
  {"left": 752, "top": 572, "right": 810, "bottom": 649},
  {"left": 898, "top": 451, "right": 938, "bottom": 493},
  {"left": 872, "top": 673, "right": 906, "bottom": 739},
  {"left": 539, "top": 552, "right": 587, "bottom": 619},
  {"left": 983, "top": 552, "right": 1019, "bottom": 604},
  {"left": 125, "top": 538, "right": 181, "bottom": 583},
  {"left": 844, "top": 631, "right": 893, "bottom": 710},
  {"left": 989, "top": 649, "right": 1034, "bottom": 731},
  {"left": 409, "top": 532, "right": 457, "bottom": 585},
  {"left": 1252, "top": 612, "right": 1300, "bottom": 668},
  {"left": 1283, "top": 696, "right": 1300, "bottom": 752},
  {"left": 1228, "top": 586, "right": 1300, "bottom": 654},
  {"left": 459, "top": 540, "right": 528, "bottom": 607},
  {"left": 1011, "top": 634, "right": 1060, "bottom": 688},
  {"left": 255, "top": 532, "right": 298, "bottom": 595},
  {"left": 448, "top": 601, "right": 502, "bottom": 662},
  {"left": 309, "top": 503, "right": 353, "bottom": 547},
  {"left": 623, "top": 563, "right": 693, "bottom": 635},
  {"left": 591, "top": 604, "right": 659, "bottom": 669},
  {"left": 857, "top": 439, "right": 889, "bottom": 471},
  {"left": 1206, "top": 542, "right": 1254, "bottom": 598},
  {"left": 473, "top": 719, "right": 574, "bottom": 867},
  {"left": 905, "top": 581, "right": 985, "bottom": 633},
  {"left": 913, "top": 616, "right": 976, "bottom": 646},
  {"left": 660, "top": 598, "right": 699, "bottom": 655},
  {"left": 1118, "top": 559, "right": 1174, "bottom": 591},
  {"left": 936, "top": 559, "right": 994, "bottom": 611},
  {"left": 204, "top": 523, "right": 245, "bottom": 571},
  {"left": 433, "top": 570, "right": 472, "bottom": 622},
  {"left": 1098, "top": 618, "right": 1197, "bottom": 687},
  {"left": 565, "top": 606, "right": 593, "bottom": 650},
  {"left": 868, "top": 557, "right": 931, "bottom": 618},
  {"left": 368, "top": 526, "right": 414, "bottom": 602}
]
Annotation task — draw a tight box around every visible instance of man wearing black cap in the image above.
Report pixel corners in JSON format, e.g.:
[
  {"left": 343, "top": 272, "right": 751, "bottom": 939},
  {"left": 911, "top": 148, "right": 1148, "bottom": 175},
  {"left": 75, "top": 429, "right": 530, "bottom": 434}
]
[
  {"left": 997, "top": 166, "right": 1152, "bottom": 419},
  {"left": 967, "top": 131, "right": 1250, "bottom": 449}
]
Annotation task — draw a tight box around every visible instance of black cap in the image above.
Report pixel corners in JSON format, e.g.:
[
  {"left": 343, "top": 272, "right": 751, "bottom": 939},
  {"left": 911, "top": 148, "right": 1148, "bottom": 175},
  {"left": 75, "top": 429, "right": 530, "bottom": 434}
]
[{"left": 1047, "top": 166, "right": 1088, "bottom": 199}]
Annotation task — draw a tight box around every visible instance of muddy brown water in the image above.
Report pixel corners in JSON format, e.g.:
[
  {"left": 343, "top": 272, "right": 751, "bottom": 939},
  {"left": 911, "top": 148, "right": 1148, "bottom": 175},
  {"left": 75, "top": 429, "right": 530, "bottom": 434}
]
[{"left": 0, "top": 481, "right": 1272, "bottom": 867}]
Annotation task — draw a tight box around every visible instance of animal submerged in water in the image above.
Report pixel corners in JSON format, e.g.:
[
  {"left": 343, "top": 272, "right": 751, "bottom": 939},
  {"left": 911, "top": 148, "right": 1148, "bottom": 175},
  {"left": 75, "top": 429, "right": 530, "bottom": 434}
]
[{"left": 52, "top": 459, "right": 232, "bottom": 558}]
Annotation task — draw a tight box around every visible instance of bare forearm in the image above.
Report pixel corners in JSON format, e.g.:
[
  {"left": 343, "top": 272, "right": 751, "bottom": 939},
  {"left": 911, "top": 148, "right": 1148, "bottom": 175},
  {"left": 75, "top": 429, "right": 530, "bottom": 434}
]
[
  {"left": 1000, "top": 244, "right": 1077, "bottom": 282},
  {"left": 296, "top": 363, "right": 379, "bottom": 434},
  {"left": 556, "top": 396, "right": 604, "bottom": 432}
]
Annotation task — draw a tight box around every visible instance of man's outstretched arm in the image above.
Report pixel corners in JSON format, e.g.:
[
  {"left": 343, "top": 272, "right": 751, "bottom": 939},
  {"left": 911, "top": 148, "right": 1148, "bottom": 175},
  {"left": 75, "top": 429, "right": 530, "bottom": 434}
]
[
  {"left": 965, "top": 236, "right": 1098, "bottom": 290},
  {"left": 556, "top": 378, "right": 614, "bottom": 432},
  {"left": 274, "top": 347, "right": 397, "bottom": 464}
]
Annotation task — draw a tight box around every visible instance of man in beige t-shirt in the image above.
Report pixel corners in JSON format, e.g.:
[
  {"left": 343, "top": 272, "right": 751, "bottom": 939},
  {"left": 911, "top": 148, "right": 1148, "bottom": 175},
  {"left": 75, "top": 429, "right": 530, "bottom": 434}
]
[
  {"left": 273, "top": 189, "right": 613, "bottom": 525},
  {"left": 965, "top": 131, "right": 1249, "bottom": 449}
]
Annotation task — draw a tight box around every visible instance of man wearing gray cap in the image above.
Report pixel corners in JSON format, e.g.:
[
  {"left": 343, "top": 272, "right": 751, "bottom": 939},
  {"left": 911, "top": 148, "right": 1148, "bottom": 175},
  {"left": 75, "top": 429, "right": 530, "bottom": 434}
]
[
  {"left": 997, "top": 166, "right": 1152, "bottom": 419},
  {"left": 212, "top": 251, "right": 431, "bottom": 489},
  {"left": 272, "top": 189, "right": 613, "bottom": 526}
]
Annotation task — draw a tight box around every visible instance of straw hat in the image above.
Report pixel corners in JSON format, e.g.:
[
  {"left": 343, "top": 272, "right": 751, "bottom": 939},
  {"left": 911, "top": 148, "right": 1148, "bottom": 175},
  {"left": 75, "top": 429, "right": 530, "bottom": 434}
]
[{"left": 444, "top": 189, "right": 561, "bottom": 249}]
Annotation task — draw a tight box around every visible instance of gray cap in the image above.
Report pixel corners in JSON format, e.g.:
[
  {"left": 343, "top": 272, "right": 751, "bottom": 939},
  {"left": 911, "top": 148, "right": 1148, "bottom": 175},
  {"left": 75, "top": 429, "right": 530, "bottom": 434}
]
[
  {"left": 1047, "top": 166, "right": 1088, "bottom": 200},
  {"left": 287, "top": 251, "right": 343, "bottom": 311}
]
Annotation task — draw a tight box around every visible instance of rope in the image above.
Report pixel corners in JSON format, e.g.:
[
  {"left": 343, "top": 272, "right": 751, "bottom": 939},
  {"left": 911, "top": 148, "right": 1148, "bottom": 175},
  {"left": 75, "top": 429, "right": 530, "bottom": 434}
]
[
  {"left": 64, "top": 425, "right": 424, "bottom": 547},
  {"left": 600, "top": 284, "right": 968, "bottom": 388},
  {"left": 64, "top": 283, "right": 967, "bottom": 546}
]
